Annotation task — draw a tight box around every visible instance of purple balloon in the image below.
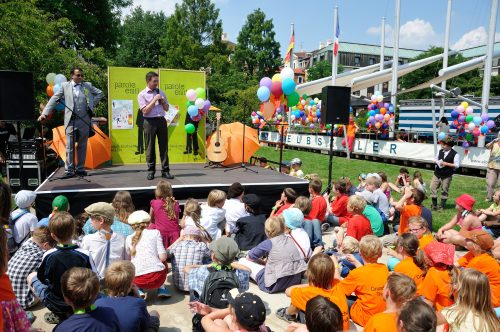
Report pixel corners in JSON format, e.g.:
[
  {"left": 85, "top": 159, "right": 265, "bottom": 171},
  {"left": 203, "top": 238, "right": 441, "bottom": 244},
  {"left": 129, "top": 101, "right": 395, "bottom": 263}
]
[
  {"left": 462, "top": 141, "right": 469, "bottom": 148},
  {"left": 203, "top": 100, "right": 211, "bottom": 112},
  {"left": 487, "top": 120, "right": 495, "bottom": 129},
  {"left": 481, "top": 113, "right": 490, "bottom": 122},
  {"left": 260, "top": 77, "right": 272, "bottom": 89},
  {"left": 451, "top": 110, "right": 458, "bottom": 118},
  {"left": 368, "top": 115, "right": 375, "bottom": 122},
  {"left": 384, "top": 103, "right": 390, "bottom": 109},
  {"left": 458, "top": 115, "right": 465, "bottom": 124}
]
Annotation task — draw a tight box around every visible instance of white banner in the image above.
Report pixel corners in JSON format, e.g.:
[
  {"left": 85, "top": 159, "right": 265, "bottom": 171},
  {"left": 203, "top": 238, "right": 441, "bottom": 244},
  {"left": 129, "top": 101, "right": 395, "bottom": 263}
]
[{"left": 259, "top": 131, "right": 489, "bottom": 170}]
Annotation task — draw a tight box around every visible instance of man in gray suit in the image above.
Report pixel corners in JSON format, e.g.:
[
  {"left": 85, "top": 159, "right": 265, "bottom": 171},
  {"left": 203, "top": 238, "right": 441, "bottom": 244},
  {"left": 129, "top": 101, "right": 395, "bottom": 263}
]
[{"left": 38, "top": 68, "right": 103, "bottom": 178}]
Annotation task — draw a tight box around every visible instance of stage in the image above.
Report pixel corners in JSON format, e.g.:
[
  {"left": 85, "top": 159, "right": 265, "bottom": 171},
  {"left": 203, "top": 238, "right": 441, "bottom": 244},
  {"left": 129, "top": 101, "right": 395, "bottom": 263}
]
[{"left": 34, "top": 163, "right": 309, "bottom": 217}]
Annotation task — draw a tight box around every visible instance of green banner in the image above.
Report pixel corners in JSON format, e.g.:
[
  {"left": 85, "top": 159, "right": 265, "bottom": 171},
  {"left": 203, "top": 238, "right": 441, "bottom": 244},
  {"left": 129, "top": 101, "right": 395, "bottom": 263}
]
[{"left": 108, "top": 67, "right": 206, "bottom": 164}]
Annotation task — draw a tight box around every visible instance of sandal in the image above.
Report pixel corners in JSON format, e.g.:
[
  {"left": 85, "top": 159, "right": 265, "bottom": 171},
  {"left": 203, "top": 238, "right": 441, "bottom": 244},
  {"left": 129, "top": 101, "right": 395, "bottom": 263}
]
[
  {"left": 276, "top": 307, "right": 297, "bottom": 323},
  {"left": 44, "top": 312, "right": 60, "bottom": 324}
]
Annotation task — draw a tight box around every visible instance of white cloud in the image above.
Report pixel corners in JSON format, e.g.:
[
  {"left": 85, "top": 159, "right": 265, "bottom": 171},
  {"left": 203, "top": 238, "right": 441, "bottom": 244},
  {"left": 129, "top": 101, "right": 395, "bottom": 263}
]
[
  {"left": 452, "top": 26, "right": 500, "bottom": 50},
  {"left": 367, "top": 19, "right": 440, "bottom": 50},
  {"left": 366, "top": 24, "right": 394, "bottom": 46}
]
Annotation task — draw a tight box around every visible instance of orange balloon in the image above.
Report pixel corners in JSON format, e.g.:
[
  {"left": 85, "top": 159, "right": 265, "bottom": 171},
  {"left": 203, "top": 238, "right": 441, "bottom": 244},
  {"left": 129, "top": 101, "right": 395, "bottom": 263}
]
[
  {"left": 46, "top": 84, "right": 54, "bottom": 97},
  {"left": 380, "top": 107, "right": 386, "bottom": 115}
]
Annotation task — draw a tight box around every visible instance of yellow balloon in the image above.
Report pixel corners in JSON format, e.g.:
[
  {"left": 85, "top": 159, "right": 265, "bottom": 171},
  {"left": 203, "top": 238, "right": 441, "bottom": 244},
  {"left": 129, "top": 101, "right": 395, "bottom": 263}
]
[
  {"left": 272, "top": 73, "right": 282, "bottom": 82},
  {"left": 461, "top": 102, "right": 468, "bottom": 109}
]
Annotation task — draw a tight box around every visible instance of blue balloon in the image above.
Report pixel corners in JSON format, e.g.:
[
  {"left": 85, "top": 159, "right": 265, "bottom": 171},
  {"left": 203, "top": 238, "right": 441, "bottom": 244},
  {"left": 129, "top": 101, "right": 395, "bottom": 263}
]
[
  {"left": 300, "top": 111, "right": 305, "bottom": 117},
  {"left": 451, "top": 111, "right": 458, "bottom": 118},
  {"left": 481, "top": 125, "right": 489, "bottom": 134},
  {"left": 55, "top": 100, "right": 65, "bottom": 111},
  {"left": 349, "top": 106, "right": 353, "bottom": 113},
  {"left": 53, "top": 83, "right": 62, "bottom": 94},
  {"left": 316, "top": 110, "right": 321, "bottom": 117},
  {"left": 473, "top": 116, "right": 482, "bottom": 126},
  {"left": 438, "top": 132, "right": 446, "bottom": 141},
  {"left": 309, "top": 100, "right": 314, "bottom": 106},
  {"left": 188, "top": 105, "right": 199, "bottom": 117},
  {"left": 281, "top": 78, "right": 296, "bottom": 96},
  {"left": 369, "top": 110, "right": 375, "bottom": 116},
  {"left": 389, "top": 105, "right": 394, "bottom": 112},
  {"left": 257, "top": 86, "right": 270, "bottom": 102}
]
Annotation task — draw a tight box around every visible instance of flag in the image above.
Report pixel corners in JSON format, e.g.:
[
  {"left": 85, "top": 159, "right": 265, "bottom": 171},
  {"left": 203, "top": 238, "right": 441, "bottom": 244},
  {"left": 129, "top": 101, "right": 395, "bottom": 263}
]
[
  {"left": 333, "top": 11, "right": 340, "bottom": 56},
  {"left": 284, "top": 29, "right": 295, "bottom": 67}
]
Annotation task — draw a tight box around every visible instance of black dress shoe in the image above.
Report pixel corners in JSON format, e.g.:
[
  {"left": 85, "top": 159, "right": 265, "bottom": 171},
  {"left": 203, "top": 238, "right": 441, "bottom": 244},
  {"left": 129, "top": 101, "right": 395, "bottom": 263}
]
[
  {"left": 193, "top": 150, "right": 198, "bottom": 156},
  {"left": 76, "top": 170, "right": 88, "bottom": 177},
  {"left": 61, "top": 172, "right": 75, "bottom": 179},
  {"left": 147, "top": 173, "right": 155, "bottom": 180},
  {"left": 161, "top": 171, "right": 174, "bottom": 179},
  {"left": 183, "top": 150, "right": 191, "bottom": 154}
]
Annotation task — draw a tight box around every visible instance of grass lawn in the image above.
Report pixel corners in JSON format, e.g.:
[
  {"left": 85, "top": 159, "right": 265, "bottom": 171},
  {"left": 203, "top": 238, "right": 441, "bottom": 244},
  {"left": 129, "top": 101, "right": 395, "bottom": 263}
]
[{"left": 254, "top": 146, "right": 489, "bottom": 231}]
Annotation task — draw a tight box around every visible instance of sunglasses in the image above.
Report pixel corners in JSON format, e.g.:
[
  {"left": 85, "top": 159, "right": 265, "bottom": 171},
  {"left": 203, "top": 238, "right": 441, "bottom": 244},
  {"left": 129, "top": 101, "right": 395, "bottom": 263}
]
[{"left": 74, "top": 74, "right": 84, "bottom": 77}]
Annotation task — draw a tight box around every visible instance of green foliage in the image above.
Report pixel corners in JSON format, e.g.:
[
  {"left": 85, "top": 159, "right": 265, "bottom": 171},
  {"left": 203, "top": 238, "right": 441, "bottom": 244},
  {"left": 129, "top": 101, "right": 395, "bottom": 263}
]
[
  {"left": 115, "top": 7, "right": 167, "bottom": 68},
  {"left": 233, "top": 9, "right": 281, "bottom": 78},
  {"left": 307, "top": 60, "right": 344, "bottom": 81}
]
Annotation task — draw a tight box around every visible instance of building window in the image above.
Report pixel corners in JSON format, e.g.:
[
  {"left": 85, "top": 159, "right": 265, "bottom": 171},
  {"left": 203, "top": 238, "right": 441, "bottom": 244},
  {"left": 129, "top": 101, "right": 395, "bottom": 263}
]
[
  {"left": 367, "top": 86, "right": 374, "bottom": 96},
  {"left": 369, "top": 57, "right": 375, "bottom": 65},
  {"left": 354, "top": 56, "right": 361, "bottom": 66},
  {"left": 298, "top": 76, "right": 303, "bottom": 83},
  {"left": 398, "top": 60, "right": 403, "bottom": 65}
]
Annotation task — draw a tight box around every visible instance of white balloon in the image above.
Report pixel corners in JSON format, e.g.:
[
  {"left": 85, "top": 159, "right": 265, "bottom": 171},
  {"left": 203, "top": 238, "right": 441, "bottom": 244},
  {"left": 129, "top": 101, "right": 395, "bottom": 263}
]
[
  {"left": 280, "top": 67, "right": 295, "bottom": 80},
  {"left": 468, "top": 123, "right": 476, "bottom": 131},
  {"left": 54, "top": 74, "right": 67, "bottom": 84},
  {"left": 195, "top": 98, "right": 204, "bottom": 109}
]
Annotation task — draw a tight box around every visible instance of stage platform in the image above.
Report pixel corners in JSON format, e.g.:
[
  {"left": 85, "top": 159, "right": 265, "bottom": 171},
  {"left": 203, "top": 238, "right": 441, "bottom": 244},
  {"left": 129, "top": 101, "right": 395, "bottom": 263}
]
[{"left": 34, "top": 164, "right": 309, "bottom": 217}]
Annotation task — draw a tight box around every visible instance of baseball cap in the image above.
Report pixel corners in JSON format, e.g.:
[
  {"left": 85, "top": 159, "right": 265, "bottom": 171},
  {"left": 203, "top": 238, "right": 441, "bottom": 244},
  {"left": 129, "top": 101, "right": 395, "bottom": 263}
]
[
  {"left": 282, "top": 208, "right": 304, "bottom": 230},
  {"left": 127, "top": 210, "right": 150, "bottom": 225},
  {"left": 209, "top": 237, "right": 240, "bottom": 265},
  {"left": 15, "top": 190, "right": 36, "bottom": 209},
  {"left": 52, "top": 195, "right": 69, "bottom": 212},
  {"left": 84, "top": 202, "right": 115, "bottom": 221},
  {"left": 227, "top": 289, "right": 266, "bottom": 330},
  {"left": 242, "top": 194, "right": 261, "bottom": 209},
  {"left": 459, "top": 229, "right": 494, "bottom": 250}
]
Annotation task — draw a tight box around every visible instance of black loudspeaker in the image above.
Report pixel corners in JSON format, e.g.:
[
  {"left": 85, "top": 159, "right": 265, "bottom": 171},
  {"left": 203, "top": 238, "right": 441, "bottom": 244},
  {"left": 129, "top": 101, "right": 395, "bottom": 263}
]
[
  {"left": 0, "top": 71, "right": 35, "bottom": 121},
  {"left": 321, "top": 86, "right": 351, "bottom": 125}
]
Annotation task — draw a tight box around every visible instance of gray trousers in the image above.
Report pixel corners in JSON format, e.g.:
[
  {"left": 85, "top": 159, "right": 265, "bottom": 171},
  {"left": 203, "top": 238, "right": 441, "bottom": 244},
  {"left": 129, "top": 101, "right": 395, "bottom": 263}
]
[
  {"left": 144, "top": 117, "right": 169, "bottom": 173},
  {"left": 430, "top": 174, "right": 453, "bottom": 200},
  {"left": 486, "top": 168, "right": 500, "bottom": 200},
  {"left": 66, "top": 118, "right": 89, "bottom": 172}
]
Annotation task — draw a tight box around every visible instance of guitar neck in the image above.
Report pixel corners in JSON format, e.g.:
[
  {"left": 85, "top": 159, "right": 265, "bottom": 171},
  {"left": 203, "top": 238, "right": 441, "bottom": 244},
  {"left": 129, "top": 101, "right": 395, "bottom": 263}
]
[{"left": 215, "top": 112, "right": 221, "bottom": 143}]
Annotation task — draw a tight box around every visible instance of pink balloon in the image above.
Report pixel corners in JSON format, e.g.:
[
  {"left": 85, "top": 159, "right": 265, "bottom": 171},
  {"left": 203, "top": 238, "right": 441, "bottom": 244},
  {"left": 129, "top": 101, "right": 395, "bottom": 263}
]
[
  {"left": 457, "top": 105, "right": 465, "bottom": 113},
  {"left": 270, "top": 81, "right": 282, "bottom": 97}
]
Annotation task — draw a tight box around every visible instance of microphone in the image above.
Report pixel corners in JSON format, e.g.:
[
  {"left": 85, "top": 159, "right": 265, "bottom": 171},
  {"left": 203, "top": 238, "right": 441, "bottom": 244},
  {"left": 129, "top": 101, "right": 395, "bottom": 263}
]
[{"left": 155, "top": 88, "right": 164, "bottom": 104}]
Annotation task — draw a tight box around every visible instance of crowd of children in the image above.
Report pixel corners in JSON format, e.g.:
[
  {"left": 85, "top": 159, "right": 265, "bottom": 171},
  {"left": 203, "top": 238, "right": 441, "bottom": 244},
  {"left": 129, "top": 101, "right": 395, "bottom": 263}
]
[{"left": 1, "top": 166, "right": 500, "bottom": 332}]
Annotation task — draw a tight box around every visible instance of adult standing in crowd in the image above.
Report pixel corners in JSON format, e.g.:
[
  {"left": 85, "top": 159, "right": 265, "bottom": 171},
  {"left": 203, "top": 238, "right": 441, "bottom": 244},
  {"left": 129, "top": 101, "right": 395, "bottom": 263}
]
[
  {"left": 430, "top": 137, "right": 459, "bottom": 210},
  {"left": 0, "top": 121, "right": 16, "bottom": 178},
  {"left": 138, "top": 72, "right": 173, "bottom": 180},
  {"left": 38, "top": 67, "right": 103, "bottom": 178},
  {"left": 485, "top": 132, "right": 500, "bottom": 201}
]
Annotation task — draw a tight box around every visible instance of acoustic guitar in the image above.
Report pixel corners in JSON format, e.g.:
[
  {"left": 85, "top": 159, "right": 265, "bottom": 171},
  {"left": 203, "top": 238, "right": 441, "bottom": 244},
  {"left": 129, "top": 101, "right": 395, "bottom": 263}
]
[{"left": 206, "top": 111, "right": 227, "bottom": 163}]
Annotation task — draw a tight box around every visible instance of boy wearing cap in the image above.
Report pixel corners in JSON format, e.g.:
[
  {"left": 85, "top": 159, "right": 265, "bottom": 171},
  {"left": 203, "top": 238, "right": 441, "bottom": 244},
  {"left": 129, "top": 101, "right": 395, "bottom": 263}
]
[
  {"left": 457, "top": 229, "right": 500, "bottom": 308},
  {"left": 234, "top": 194, "right": 267, "bottom": 251},
  {"left": 81, "top": 202, "right": 127, "bottom": 279},
  {"left": 8, "top": 190, "right": 38, "bottom": 250},
  {"left": 430, "top": 137, "right": 459, "bottom": 210},
  {"left": 37, "top": 195, "right": 70, "bottom": 228}
]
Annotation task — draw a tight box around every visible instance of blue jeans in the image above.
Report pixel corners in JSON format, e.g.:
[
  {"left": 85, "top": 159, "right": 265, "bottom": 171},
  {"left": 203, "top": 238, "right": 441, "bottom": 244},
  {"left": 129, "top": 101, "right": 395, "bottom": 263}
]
[
  {"left": 30, "top": 276, "right": 48, "bottom": 303},
  {"left": 326, "top": 214, "right": 341, "bottom": 227},
  {"left": 303, "top": 219, "right": 323, "bottom": 247}
]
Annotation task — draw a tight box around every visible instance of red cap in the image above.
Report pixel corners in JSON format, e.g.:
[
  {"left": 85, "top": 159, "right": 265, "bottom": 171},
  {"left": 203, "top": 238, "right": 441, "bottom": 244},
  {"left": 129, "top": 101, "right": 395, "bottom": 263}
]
[{"left": 455, "top": 194, "right": 475, "bottom": 211}]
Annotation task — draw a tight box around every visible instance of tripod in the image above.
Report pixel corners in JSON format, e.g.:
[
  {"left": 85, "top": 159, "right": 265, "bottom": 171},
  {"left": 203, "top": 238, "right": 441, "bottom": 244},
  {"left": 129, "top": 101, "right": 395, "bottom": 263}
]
[{"left": 224, "top": 121, "right": 258, "bottom": 174}]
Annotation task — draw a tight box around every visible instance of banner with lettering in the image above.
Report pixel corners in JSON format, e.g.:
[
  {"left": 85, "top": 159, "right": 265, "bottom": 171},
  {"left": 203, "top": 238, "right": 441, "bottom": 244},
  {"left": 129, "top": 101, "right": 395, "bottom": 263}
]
[{"left": 108, "top": 67, "right": 205, "bottom": 164}]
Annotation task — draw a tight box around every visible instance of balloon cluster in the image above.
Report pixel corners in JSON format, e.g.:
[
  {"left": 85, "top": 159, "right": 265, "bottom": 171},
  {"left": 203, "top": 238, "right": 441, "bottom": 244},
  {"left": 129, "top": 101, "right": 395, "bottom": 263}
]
[
  {"left": 365, "top": 91, "right": 395, "bottom": 133},
  {"left": 45, "top": 73, "right": 67, "bottom": 111},
  {"left": 253, "top": 67, "right": 299, "bottom": 126},
  {"left": 185, "top": 87, "right": 210, "bottom": 133},
  {"left": 448, "top": 101, "right": 494, "bottom": 148},
  {"left": 288, "top": 95, "right": 322, "bottom": 129}
]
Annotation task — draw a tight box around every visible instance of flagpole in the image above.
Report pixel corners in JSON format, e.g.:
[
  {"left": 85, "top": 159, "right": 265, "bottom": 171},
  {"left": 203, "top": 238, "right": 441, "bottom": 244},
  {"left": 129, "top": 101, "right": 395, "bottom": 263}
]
[
  {"left": 331, "top": 6, "right": 339, "bottom": 85},
  {"left": 378, "top": 17, "right": 386, "bottom": 93},
  {"left": 440, "top": 0, "right": 452, "bottom": 118},
  {"left": 390, "top": 0, "right": 401, "bottom": 138},
  {"left": 481, "top": 0, "right": 499, "bottom": 114},
  {"left": 290, "top": 23, "right": 294, "bottom": 69}
]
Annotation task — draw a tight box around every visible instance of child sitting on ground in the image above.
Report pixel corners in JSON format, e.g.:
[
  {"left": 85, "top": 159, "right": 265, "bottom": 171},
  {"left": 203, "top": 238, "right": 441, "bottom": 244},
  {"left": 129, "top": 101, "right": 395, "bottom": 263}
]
[
  {"left": 290, "top": 158, "right": 305, "bottom": 179},
  {"left": 54, "top": 267, "right": 120, "bottom": 331},
  {"left": 81, "top": 202, "right": 127, "bottom": 279},
  {"left": 477, "top": 189, "right": 500, "bottom": 237},
  {"left": 126, "top": 210, "right": 171, "bottom": 299},
  {"left": 7, "top": 226, "right": 56, "bottom": 309},
  {"left": 149, "top": 180, "right": 180, "bottom": 249},
  {"left": 339, "top": 235, "right": 389, "bottom": 327},
  {"left": 336, "top": 236, "right": 364, "bottom": 278},
  {"left": 37, "top": 195, "right": 69, "bottom": 227},
  {"left": 96, "top": 261, "right": 160, "bottom": 331},
  {"left": 73, "top": 212, "right": 88, "bottom": 247},
  {"left": 335, "top": 195, "right": 373, "bottom": 246},
  {"left": 200, "top": 190, "right": 227, "bottom": 241},
  {"left": 285, "top": 296, "right": 345, "bottom": 332},
  {"left": 27, "top": 212, "right": 96, "bottom": 324},
  {"left": 180, "top": 198, "right": 212, "bottom": 242},
  {"left": 7, "top": 190, "right": 38, "bottom": 254},
  {"left": 277, "top": 253, "right": 350, "bottom": 331}
]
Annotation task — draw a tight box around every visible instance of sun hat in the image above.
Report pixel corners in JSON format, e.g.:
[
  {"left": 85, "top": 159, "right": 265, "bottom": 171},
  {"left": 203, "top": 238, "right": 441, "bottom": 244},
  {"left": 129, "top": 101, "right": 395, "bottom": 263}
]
[
  {"left": 424, "top": 241, "right": 455, "bottom": 266},
  {"left": 282, "top": 207, "right": 304, "bottom": 230},
  {"left": 15, "top": 190, "right": 36, "bottom": 209},
  {"left": 84, "top": 202, "right": 115, "bottom": 221},
  {"left": 290, "top": 158, "right": 302, "bottom": 166},
  {"left": 52, "top": 195, "right": 69, "bottom": 212},
  {"left": 127, "top": 210, "right": 151, "bottom": 225},
  {"left": 227, "top": 289, "right": 266, "bottom": 330},
  {"left": 455, "top": 194, "right": 475, "bottom": 211},
  {"left": 459, "top": 229, "right": 494, "bottom": 250},
  {"left": 208, "top": 237, "right": 240, "bottom": 265}
]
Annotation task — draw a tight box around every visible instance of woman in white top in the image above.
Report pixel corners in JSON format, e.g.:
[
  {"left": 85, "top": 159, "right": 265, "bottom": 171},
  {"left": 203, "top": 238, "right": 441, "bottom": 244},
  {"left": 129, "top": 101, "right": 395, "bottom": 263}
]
[{"left": 126, "top": 210, "right": 170, "bottom": 298}]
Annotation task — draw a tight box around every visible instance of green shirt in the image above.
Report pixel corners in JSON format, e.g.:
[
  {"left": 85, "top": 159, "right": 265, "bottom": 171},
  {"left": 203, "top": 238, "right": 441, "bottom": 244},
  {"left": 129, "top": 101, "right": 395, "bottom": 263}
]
[{"left": 363, "top": 205, "right": 384, "bottom": 237}]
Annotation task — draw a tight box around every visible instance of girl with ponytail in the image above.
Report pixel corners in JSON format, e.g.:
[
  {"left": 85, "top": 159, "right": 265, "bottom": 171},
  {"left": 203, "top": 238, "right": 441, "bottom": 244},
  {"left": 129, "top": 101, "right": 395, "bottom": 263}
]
[
  {"left": 149, "top": 180, "right": 180, "bottom": 250},
  {"left": 180, "top": 198, "right": 211, "bottom": 243},
  {"left": 393, "top": 233, "right": 428, "bottom": 289}
]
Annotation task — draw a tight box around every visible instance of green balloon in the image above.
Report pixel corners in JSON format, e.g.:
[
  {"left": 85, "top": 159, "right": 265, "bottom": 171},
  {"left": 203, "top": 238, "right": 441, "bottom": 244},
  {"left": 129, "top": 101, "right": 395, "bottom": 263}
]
[
  {"left": 185, "top": 123, "right": 196, "bottom": 134},
  {"left": 287, "top": 92, "right": 300, "bottom": 106},
  {"left": 196, "top": 87, "right": 206, "bottom": 99},
  {"left": 465, "top": 133, "right": 473, "bottom": 141},
  {"left": 465, "top": 115, "right": 473, "bottom": 123},
  {"left": 302, "top": 94, "right": 308, "bottom": 100}
]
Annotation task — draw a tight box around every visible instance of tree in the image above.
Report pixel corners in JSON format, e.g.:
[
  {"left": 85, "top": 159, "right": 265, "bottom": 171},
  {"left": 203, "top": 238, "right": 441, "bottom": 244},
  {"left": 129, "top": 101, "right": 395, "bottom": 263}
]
[
  {"left": 37, "top": 0, "right": 132, "bottom": 53},
  {"left": 307, "top": 60, "right": 344, "bottom": 81},
  {"left": 233, "top": 9, "right": 281, "bottom": 78},
  {"left": 115, "top": 7, "right": 167, "bottom": 68}
]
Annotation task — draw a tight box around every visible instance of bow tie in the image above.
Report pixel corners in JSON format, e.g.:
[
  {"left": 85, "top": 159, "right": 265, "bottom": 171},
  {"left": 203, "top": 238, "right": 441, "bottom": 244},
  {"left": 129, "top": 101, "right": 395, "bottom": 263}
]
[{"left": 74, "top": 83, "right": 81, "bottom": 87}]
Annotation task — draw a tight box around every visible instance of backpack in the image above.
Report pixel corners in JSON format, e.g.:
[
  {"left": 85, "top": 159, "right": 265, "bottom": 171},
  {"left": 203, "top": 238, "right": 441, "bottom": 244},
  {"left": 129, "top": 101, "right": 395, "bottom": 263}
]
[
  {"left": 6, "top": 209, "right": 30, "bottom": 256},
  {"left": 192, "top": 266, "right": 240, "bottom": 331}
]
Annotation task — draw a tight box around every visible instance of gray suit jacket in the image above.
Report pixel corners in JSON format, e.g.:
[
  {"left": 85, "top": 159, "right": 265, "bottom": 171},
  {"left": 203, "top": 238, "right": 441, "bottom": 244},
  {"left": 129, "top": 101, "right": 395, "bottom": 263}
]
[{"left": 43, "top": 81, "right": 104, "bottom": 128}]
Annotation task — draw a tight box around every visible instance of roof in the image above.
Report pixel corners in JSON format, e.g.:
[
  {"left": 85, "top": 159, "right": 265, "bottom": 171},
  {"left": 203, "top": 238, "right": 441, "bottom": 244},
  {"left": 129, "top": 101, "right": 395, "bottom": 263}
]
[
  {"left": 459, "top": 41, "right": 500, "bottom": 58},
  {"left": 314, "top": 42, "right": 424, "bottom": 59}
]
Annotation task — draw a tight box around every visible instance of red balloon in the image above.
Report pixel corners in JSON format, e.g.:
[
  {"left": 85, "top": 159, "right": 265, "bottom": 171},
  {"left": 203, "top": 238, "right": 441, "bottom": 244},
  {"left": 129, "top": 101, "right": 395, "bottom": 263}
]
[
  {"left": 46, "top": 84, "right": 54, "bottom": 97},
  {"left": 270, "top": 81, "right": 282, "bottom": 97}
]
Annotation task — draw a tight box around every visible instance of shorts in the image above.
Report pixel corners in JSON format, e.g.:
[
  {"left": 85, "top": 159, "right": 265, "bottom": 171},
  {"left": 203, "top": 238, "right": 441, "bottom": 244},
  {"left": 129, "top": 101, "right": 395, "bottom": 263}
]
[
  {"left": 134, "top": 268, "right": 167, "bottom": 290},
  {"left": 30, "top": 276, "right": 49, "bottom": 303}
]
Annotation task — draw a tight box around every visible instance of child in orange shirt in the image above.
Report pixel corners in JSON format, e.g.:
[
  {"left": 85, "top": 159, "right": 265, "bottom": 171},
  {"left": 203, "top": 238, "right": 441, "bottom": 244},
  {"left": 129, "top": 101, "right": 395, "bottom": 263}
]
[
  {"left": 397, "top": 299, "right": 437, "bottom": 332},
  {"left": 339, "top": 235, "right": 389, "bottom": 327},
  {"left": 419, "top": 241, "right": 458, "bottom": 311},
  {"left": 408, "top": 216, "right": 435, "bottom": 251},
  {"left": 387, "top": 233, "right": 427, "bottom": 290},
  {"left": 384, "top": 188, "right": 423, "bottom": 246},
  {"left": 457, "top": 229, "right": 500, "bottom": 308},
  {"left": 276, "top": 253, "right": 351, "bottom": 331},
  {"left": 364, "top": 273, "right": 417, "bottom": 332}
]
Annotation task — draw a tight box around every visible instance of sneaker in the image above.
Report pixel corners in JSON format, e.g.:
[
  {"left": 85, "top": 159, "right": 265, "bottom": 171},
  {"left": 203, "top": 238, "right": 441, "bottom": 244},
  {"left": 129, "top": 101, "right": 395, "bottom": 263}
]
[
  {"left": 276, "top": 307, "right": 297, "bottom": 323},
  {"left": 61, "top": 171, "right": 74, "bottom": 179},
  {"left": 138, "top": 288, "right": 146, "bottom": 299},
  {"left": 157, "top": 285, "right": 172, "bottom": 299},
  {"left": 321, "top": 223, "right": 330, "bottom": 232},
  {"left": 44, "top": 312, "right": 60, "bottom": 324},
  {"left": 147, "top": 173, "right": 155, "bottom": 180}
]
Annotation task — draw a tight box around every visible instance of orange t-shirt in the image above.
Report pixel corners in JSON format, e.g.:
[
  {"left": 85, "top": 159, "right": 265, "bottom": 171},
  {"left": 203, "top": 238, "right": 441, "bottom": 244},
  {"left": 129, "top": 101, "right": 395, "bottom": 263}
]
[
  {"left": 291, "top": 283, "right": 350, "bottom": 331},
  {"left": 418, "top": 266, "right": 454, "bottom": 311},
  {"left": 394, "top": 257, "right": 425, "bottom": 290},
  {"left": 339, "top": 263, "right": 389, "bottom": 326},
  {"left": 347, "top": 123, "right": 357, "bottom": 137},
  {"left": 364, "top": 312, "right": 398, "bottom": 332},
  {"left": 418, "top": 233, "right": 435, "bottom": 251},
  {"left": 399, "top": 204, "right": 421, "bottom": 235},
  {"left": 458, "top": 252, "right": 500, "bottom": 307}
]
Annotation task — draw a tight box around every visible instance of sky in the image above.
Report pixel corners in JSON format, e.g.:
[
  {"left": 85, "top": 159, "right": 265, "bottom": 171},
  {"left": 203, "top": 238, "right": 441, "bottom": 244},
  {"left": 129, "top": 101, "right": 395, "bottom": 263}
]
[{"left": 125, "top": 0, "right": 500, "bottom": 56}]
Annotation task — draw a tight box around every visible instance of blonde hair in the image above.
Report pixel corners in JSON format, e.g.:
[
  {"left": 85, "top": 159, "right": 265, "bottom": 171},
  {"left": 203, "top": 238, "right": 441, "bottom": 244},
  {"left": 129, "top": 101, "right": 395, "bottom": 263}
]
[
  {"left": 32, "top": 226, "right": 57, "bottom": 247},
  {"left": 348, "top": 195, "right": 366, "bottom": 214},
  {"left": 365, "top": 176, "right": 380, "bottom": 187},
  {"left": 449, "top": 268, "right": 500, "bottom": 331},
  {"left": 207, "top": 189, "right": 226, "bottom": 207},
  {"left": 264, "top": 216, "right": 285, "bottom": 238},
  {"left": 359, "top": 235, "right": 382, "bottom": 261},
  {"left": 130, "top": 220, "right": 150, "bottom": 257},
  {"left": 386, "top": 273, "right": 417, "bottom": 307},
  {"left": 295, "top": 196, "right": 312, "bottom": 216},
  {"left": 112, "top": 191, "right": 135, "bottom": 223},
  {"left": 61, "top": 267, "right": 100, "bottom": 309},
  {"left": 155, "top": 180, "right": 176, "bottom": 220},
  {"left": 408, "top": 216, "right": 430, "bottom": 234},
  {"left": 105, "top": 261, "right": 135, "bottom": 297},
  {"left": 341, "top": 236, "right": 359, "bottom": 254},
  {"left": 184, "top": 198, "right": 201, "bottom": 222}
]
